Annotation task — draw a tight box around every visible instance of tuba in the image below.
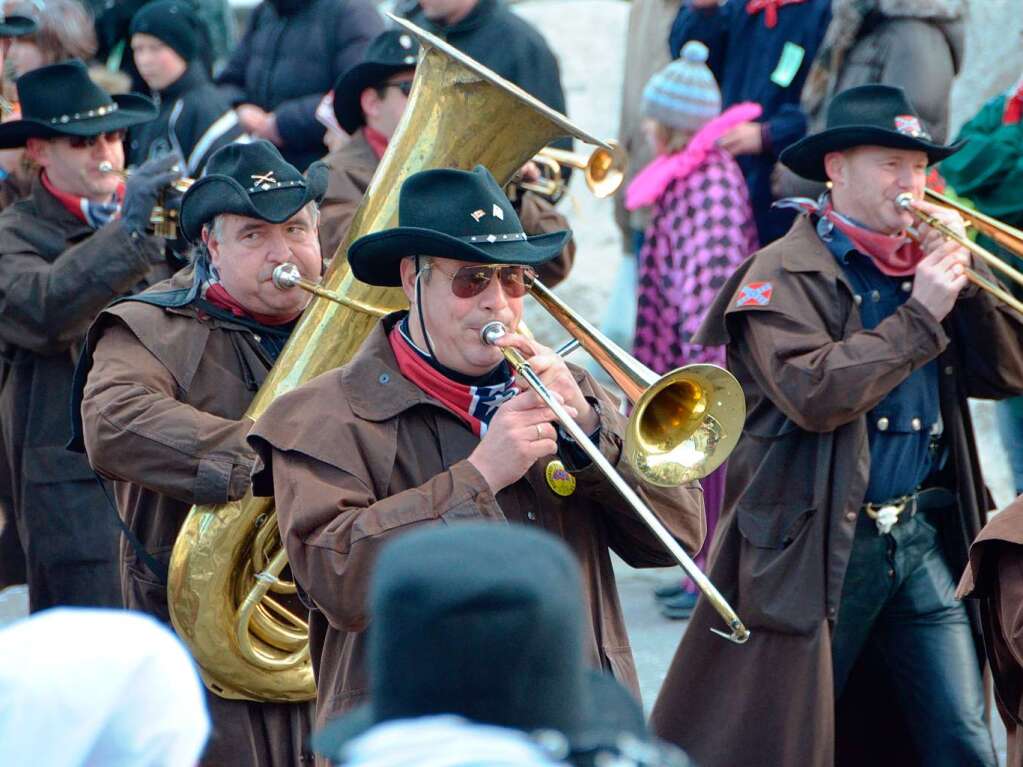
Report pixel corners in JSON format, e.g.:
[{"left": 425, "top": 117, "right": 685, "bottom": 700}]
[{"left": 167, "top": 16, "right": 613, "bottom": 701}]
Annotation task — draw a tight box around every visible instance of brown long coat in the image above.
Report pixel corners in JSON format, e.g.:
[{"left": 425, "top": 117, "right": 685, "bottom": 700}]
[
  {"left": 958, "top": 497, "right": 1023, "bottom": 767},
  {"left": 77, "top": 266, "right": 313, "bottom": 766},
  {"left": 248, "top": 314, "right": 705, "bottom": 732},
  {"left": 317, "top": 129, "right": 576, "bottom": 284},
  {"left": 650, "top": 215, "right": 1023, "bottom": 767},
  {"left": 0, "top": 174, "right": 171, "bottom": 612}
]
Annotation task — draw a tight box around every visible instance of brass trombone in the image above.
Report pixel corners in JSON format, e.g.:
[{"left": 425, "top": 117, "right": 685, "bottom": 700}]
[
  {"left": 924, "top": 188, "right": 1023, "bottom": 258},
  {"left": 896, "top": 193, "right": 1023, "bottom": 315},
  {"left": 274, "top": 266, "right": 750, "bottom": 643},
  {"left": 513, "top": 141, "right": 628, "bottom": 203}
]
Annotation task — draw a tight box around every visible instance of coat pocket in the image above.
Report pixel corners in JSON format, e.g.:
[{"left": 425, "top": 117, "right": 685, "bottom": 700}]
[
  {"left": 736, "top": 501, "right": 824, "bottom": 635},
  {"left": 124, "top": 544, "right": 173, "bottom": 622}
]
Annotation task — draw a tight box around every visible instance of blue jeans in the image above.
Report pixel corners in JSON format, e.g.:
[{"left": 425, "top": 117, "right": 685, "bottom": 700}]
[
  {"left": 832, "top": 508, "right": 996, "bottom": 767},
  {"left": 997, "top": 396, "right": 1023, "bottom": 496}
]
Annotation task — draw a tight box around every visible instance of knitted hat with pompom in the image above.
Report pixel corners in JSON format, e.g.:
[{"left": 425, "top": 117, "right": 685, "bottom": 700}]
[{"left": 641, "top": 40, "right": 722, "bottom": 133}]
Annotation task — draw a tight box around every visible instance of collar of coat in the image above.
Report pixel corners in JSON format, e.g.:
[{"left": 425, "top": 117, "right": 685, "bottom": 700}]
[
  {"left": 157, "top": 64, "right": 209, "bottom": 103},
  {"left": 324, "top": 129, "right": 379, "bottom": 176},
  {"left": 958, "top": 495, "right": 1023, "bottom": 600}
]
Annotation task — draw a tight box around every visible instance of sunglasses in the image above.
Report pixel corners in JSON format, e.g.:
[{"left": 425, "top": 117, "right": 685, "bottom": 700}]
[
  {"left": 429, "top": 263, "right": 537, "bottom": 299},
  {"left": 381, "top": 80, "right": 413, "bottom": 97},
  {"left": 64, "top": 129, "right": 127, "bottom": 149}
]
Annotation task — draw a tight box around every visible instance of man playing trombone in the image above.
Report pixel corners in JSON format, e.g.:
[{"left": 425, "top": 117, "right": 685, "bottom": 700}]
[
  {"left": 248, "top": 165, "right": 706, "bottom": 730},
  {"left": 651, "top": 84, "right": 1023, "bottom": 767}
]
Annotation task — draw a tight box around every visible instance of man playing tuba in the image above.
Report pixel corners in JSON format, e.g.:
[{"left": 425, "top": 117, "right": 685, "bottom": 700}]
[
  {"left": 74, "top": 140, "right": 321, "bottom": 765},
  {"left": 248, "top": 165, "right": 706, "bottom": 731}
]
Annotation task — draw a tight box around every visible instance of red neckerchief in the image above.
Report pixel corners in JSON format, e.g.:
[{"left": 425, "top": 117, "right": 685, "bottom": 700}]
[
  {"left": 1004, "top": 82, "right": 1023, "bottom": 125},
  {"left": 388, "top": 323, "right": 517, "bottom": 437},
  {"left": 776, "top": 196, "right": 924, "bottom": 276},
  {"left": 363, "top": 126, "right": 389, "bottom": 159},
  {"left": 204, "top": 282, "right": 301, "bottom": 326},
  {"left": 745, "top": 0, "right": 809, "bottom": 28},
  {"left": 40, "top": 171, "right": 125, "bottom": 225}
]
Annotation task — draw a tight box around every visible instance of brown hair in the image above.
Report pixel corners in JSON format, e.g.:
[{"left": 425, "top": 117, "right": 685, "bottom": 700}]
[
  {"left": 650, "top": 121, "right": 693, "bottom": 155},
  {"left": 6, "top": 0, "right": 98, "bottom": 66}
]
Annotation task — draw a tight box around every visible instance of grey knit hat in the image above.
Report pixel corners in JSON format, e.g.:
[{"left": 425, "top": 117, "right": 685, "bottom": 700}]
[{"left": 641, "top": 40, "right": 721, "bottom": 133}]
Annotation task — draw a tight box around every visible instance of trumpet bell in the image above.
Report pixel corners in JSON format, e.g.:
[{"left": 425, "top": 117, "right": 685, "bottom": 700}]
[
  {"left": 628, "top": 364, "right": 745, "bottom": 487},
  {"left": 585, "top": 141, "right": 626, "bottom": 198}
]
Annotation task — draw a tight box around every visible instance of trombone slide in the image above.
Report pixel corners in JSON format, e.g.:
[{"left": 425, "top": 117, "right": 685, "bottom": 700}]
[{"left": 480, "top": 321, "right": 749, "bottom": 645}]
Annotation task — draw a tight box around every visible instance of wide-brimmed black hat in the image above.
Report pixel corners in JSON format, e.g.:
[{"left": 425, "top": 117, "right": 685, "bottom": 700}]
[
  {"left": 0, "top": 10, "right": 35, "bottom": 37},
  {"left": 780, "top": 84, "right": 964, "bottom": 182},
  {"left": 348, "top": 165, "right": 569, "bottom": 286},
  {"left": 180, "top": 140, "right": 328, "bottom": 242},
  {"left": 310, "top": 524, "right": 666, "bottom": 763},
  {"left": 332, "top": 29, "right": 420, "bottom": 135},
  {"left": 0, "top": 60, "right": 156, "bottom": 149}
]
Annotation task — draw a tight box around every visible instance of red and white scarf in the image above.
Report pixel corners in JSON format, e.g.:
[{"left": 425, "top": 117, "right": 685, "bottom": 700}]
[
  {"left": 41, "top": 171, "right": 124, "bottom": 230},
  {"left": 776, "top": 195, "right": 925, "bottom": 276},
  {"left": 388, "top": 323, "right": 518, "bottom": 436},
  {"left": 745, "top": 0, "right": 810, "bottom": 28}
]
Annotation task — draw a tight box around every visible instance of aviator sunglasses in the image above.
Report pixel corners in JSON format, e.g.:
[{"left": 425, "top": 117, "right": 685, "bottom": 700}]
[
  {"left": 428, "top": 263, "right": 537, "bottom": 298},
  {"left": 381, "top": 80, "right": 414, "bottom": 97},
  {"left": 63, "top": 129, "right": 127, "bottom": 149}
]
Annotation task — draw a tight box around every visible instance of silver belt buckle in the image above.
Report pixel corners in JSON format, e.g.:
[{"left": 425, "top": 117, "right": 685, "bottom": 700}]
[{"left": 874, "top": 504, "right": 900, "bottom": 535}]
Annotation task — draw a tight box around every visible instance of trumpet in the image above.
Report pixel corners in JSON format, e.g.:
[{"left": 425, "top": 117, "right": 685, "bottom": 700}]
[
  {"left": 481, "top": 320, "right": 748, "bottom": 644},
  {"left": 895, "top": 193, "right": 1023, "bottom": 315},
  {"left": 511, "top": 141, "right": 627, "bottom": 204},
  {"left": 98, "top": 160, "right": 195, "bottom": 238}
]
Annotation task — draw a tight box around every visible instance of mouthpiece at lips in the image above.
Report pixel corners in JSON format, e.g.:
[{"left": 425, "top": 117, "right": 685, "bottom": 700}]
[
  {"left": 480, "top": 321, "right": 507, "bottom": 346},
  {"left": 895, "top": 193, "right": 915, "bottom": 209},
  {"left": 271, "top": 263, "right": 302, "bottom": 290}
]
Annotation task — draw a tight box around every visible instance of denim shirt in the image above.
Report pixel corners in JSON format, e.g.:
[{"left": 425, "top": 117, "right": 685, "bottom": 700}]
[{"left": 817, "top": 217, "right": 941, "bottom": 503}]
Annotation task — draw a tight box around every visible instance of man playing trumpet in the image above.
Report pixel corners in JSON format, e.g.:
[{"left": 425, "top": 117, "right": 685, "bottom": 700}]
[
  {"left": 248, "top": 165, "right": 705, "bottom": 730},
  {"left": 651, "top": 84, "right": 1023, "bottom": 767},
  {"left": 74, "top": 140, "right": 321, "bottom": 764},
  {"left": 0, "top": 59, "right": 179, "bottom": 612}
]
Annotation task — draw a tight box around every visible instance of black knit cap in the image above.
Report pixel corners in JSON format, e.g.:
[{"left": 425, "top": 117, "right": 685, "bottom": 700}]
[{"left": 129, "top": 0, "right": 199, "bottom": 63}]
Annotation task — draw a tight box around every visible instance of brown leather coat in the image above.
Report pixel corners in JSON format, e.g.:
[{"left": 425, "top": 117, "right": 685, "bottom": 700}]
[
  {"left": 0, "top": 174, "right": 171, "bottom": 611},
  {"left": 317, "top": 129, "right": 576, "bottom": 285},
  {"left": 651, "top": 215, "right": 1023, "bottom": 767},
  {"left": 78, "top": 266, "right": 313, "bottom": 766},
  {"left": 248, "top": 314, "right": 705, "bottom": 731},
  {"left": 959, "top": 497, "right": 1023, "bottom": 767}
]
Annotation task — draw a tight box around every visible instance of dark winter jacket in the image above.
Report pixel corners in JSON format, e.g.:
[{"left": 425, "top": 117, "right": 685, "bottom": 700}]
[
  {"left": 670, "top": 0, "right": 831, "bottom": 244},
  {"left": 217, "top": 0, "right": 383, "bottom": 171},
  {"left": 128, "top": 65, "right": 244, "bottom": 175},
  {"left": 399, "top": 0, "right": 570, "bottom": 152}
]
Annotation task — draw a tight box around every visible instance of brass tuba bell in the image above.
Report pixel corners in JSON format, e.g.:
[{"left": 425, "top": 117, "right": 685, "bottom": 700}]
[{"left": 166, "top": 16, "right": 616, "bottom": 701}]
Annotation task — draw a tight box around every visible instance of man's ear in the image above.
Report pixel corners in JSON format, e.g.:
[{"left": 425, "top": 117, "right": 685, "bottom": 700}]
[
  {"left": 359, "top": 87, "right": 379, "bottom": 122},
  {"left": 823, "top": 151, "right": 846, "bottom": 188},
  {"left": 24, "top": 137, "right": 49, "bottom": 167},
  {"left": 202, "top": 224, "right": 221, "bottom": 270},
  {"left": 399, "top": 256, "right": 418, "bottom": 303}
]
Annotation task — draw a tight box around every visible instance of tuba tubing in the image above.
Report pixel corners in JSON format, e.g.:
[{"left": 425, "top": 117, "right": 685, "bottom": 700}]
[{"left": 167, "top": 15, "right": 614, "bottom": 702}]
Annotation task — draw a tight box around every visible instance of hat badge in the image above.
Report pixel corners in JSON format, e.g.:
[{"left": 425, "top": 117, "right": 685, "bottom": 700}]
[
  {"left": 470, "top": 208, "right": 486, "bottom": 222},
  {"left": 894, "top": 115, "right": 928, "bottom": 140},
  {"left": 399, "top": 34, "right": 412, "bottom": 49},
  {"left": 251, "top": 170, "right": 277, "bottom": 190}
]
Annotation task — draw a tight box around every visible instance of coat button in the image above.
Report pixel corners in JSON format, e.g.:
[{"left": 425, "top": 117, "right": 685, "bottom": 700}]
[
  {"left": 944, "top": 365, "right": 954, "bottom": 376},
  {"left": 870, "top": 290, "right": 881, "bottom": 302},
  {"left": 527, "top": 511, "right": 536, "bottom": 521},
  {"left": 901, "top": 281, "right": 912, "bottom": 293},
  {"left": 854, "top": 294, "right": 863, "bottom": 305},
  {"left": 911, "top": 417, "right": 922, "bottom": 431},
  {"left": 379, "top": 373, "right": 390, "bottom": 384},
  {"left": 876, "top": 417, "right": 889, "bottom": 431},
  {"left": 846, "top": 511, "right": 857, "bottom": 522}
]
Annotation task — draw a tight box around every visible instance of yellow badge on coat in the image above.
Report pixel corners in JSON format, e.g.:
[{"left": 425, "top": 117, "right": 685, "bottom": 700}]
[{"left": 545, "top": 460, "right": 576, "bottom": 497}]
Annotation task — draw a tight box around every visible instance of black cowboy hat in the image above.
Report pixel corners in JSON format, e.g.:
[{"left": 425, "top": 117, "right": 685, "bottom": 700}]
[
  {"left": 179, "top": 140, "right": 328, "bottom": 242},
  {"left": 0, "top": 59, "right": 156, "bottom": 149},
  {"left": 0, "top": 10, "right": 35, "bottom": 37},
  {"left": 333, "top": 29, "right": 420, "bottom": 135},
  {"left": 310, "top": 524, "right": 677, "bottom": 763},
  {"left": 348, "top": 165, "right": 570, "bottom": 286},
  {"left": 780, "top": 84, "right": 965, "bottom": 182}
]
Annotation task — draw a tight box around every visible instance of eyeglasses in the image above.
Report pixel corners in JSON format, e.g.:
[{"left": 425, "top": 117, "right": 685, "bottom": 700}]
[
  {"left": 429, "top": 263, "right": 536, "bottom": 299},
  {"left": 381, "top": 80, "right": 413, "bottom": 97},
  {"left": 64, "top": 129, "right": 127, "bottom": 149}
]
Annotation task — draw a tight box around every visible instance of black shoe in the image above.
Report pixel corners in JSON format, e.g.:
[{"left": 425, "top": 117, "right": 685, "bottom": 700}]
[
  {"left": 653, "top": 582, "right": 685, "bottom": 601},
  {"left": 659, "top": 590, "right": 698, "bottom": 620}
]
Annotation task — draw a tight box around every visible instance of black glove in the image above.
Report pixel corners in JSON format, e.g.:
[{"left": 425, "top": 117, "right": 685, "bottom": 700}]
[{"left": 121, "top": 154, "right": 183, "bottom": 235}]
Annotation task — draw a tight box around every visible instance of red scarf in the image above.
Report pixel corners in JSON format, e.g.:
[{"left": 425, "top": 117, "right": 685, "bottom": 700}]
[
  {"left": 388, "top": 324, "right": 517, "bottom": 436},
  {"left": 204, "top": 282, "right": 300, "bottom": 326},
  {"left": 745, "top": 0, "right": 809, "bottom": 28},
  {"left": 41, "top": 171, "right": 125, "bottom": 227},
  {"left": 1004, "top": 82, "right": 1023, "bottom": 125},
  {"left": 363, "top": 126, "right": 389, "bottom": 159},
  {"left": 776, "top": 196, "right": 924, "bottom": 276}
]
